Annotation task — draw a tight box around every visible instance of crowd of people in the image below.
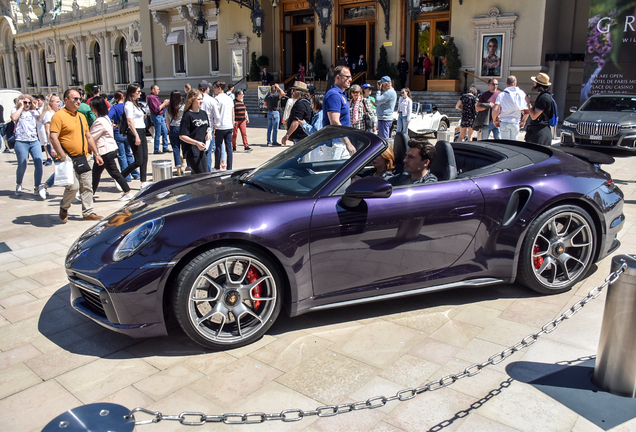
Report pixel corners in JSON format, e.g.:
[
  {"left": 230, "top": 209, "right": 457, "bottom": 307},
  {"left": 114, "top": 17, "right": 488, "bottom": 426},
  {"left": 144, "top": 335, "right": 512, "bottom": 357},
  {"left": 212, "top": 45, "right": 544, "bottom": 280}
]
[
  {"left": 4, "top": 79, "right": 256, "bottom": 222},
  {"left": 457, "top": 73, "right": 556, "bottom": 146}
]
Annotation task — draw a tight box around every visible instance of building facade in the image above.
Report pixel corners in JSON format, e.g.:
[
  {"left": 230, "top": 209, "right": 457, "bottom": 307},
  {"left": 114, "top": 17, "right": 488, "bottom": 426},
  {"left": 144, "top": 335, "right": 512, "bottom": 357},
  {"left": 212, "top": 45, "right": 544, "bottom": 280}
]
[
  {"left": 0, "top": 0, "right": 606, "bottom": 117},
  {"left": 0, "top": 0, "right": 142, "bottom": 95}
]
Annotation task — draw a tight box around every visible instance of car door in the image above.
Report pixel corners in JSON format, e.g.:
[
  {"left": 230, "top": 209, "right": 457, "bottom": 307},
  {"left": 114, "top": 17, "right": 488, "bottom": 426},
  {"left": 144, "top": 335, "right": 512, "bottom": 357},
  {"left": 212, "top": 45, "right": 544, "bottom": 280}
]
[{"left": 308, "top": 179, "right": 485, "bottom": 299}]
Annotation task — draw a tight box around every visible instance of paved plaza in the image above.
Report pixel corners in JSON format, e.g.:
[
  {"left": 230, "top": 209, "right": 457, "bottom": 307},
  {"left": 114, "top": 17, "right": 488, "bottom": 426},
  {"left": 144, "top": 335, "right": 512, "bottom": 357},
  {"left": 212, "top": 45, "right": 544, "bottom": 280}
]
[{"left": 1, "top": 122, "right": 636, "bottom": 432}]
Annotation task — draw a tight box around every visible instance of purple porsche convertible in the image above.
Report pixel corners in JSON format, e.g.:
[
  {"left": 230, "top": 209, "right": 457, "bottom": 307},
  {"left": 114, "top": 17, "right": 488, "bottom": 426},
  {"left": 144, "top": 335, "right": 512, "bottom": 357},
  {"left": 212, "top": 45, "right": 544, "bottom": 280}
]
[{"left": 66, "top": 126, "right": 624, "bottom": 349}]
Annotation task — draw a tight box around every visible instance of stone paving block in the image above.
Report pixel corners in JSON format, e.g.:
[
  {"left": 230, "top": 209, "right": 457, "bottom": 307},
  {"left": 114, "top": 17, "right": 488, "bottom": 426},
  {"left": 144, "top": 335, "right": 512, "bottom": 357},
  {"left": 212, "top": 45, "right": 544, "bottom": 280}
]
[
  {"left": 384, "top": 387, "right": 477, "bottom": 432},
  {"left": 329, "top": 321, "right": 424, "bottom": 369},
  {"left": 477, "top": 381, "right": 578, "bottom": 432},
  {"left": 455, "top": 413, "right": 522, "bottom": 432},
  {"left": 0, "top": 343, "right": 42, "bottom": 369},
  {"left": 56, "top": 356, "right": 160, "bottom": 403},
  {"left": 452, "top": 304, "right": 502, "bottom": 328},
  {"left": 379, "top": 353, "right": 441, "bottom": 388},
  {"left": 133, "top": 363, "right": 205, "bottom": 401},
  {"left": 189, "top": 356, "right": 283, "bottom": 408},
  {"left": 183, "top": 351, "right": 237, "bottom": 375},
  {"left": 276, "top": 350, "right": 378, "bottom": 405},
  {"left": 429, "top": 319, "right": 483, "bottom": 348},
  {"left": 408, "top": 337, "right": 462, "bottom": 365},
  {"left": 0, "top": 380, "right": 81, "bottom": 432},
  {"left": 0, "top": 291, "right": 37, "bottom": 309},
  {"left": 249, "top": 331, "right": 333, "bottom": 372},
  {"left": 0, "top": 362, "right": 43, "bottom": 399},
  {"left": 8, "top": 259, "right": 60, "bottom": 278}
]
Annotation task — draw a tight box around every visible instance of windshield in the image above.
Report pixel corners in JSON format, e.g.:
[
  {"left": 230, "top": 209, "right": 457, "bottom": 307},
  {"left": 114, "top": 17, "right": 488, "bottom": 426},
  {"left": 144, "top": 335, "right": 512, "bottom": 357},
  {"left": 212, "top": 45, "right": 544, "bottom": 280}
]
[
  {"left": 244, "top": 128, "right": 373, "bottom": 197},
  {"left": 581, "top": 96, "right": 636, "bottom": 112}
]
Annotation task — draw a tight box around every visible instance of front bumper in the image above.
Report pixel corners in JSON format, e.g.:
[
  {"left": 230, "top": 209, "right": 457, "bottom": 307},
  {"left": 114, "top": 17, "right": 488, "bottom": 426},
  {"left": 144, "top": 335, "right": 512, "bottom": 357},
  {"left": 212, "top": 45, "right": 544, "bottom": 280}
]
[{"left": 561, "top": 127, "right": 636, "bottom": 150}]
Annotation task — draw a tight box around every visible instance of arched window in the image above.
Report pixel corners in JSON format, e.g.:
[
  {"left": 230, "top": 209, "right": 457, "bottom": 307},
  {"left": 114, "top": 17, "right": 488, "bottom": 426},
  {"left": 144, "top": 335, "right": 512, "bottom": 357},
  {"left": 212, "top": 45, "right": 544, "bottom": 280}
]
[
  {"left": 94, "top": 42, "right": 102, "bottom": 85},
  {"left": 119, "top": 38, "right": 129, "bottom": 84}
]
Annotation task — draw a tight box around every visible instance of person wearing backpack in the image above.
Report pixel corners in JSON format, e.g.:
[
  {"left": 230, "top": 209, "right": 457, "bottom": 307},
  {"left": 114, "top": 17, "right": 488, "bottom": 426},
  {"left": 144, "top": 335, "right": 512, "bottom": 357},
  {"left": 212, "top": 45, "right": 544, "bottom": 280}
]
[{"left": 524, "top": 73, "right": 556, "bottom": 146}]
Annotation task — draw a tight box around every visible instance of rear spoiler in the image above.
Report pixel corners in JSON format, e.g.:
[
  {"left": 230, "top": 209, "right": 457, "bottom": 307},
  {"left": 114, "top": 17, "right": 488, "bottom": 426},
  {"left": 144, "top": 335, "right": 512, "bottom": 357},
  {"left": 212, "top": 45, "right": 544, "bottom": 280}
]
[{"left": 557, "top": 147, "right": 615, "bottom": 165}]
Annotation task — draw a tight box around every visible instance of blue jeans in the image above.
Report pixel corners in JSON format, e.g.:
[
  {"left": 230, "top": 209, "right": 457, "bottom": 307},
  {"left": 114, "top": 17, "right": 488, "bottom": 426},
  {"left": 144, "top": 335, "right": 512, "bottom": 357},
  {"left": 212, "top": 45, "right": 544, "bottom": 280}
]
[
  {"left": 215, "top": 129, "right": 233, "bottom": 170},
  {"left": 377, "top": 120, "right": 392, "bottom": 138},
  {"left": 206, "top": 139, "right": 214, "bottom": 173},
  {"left": 480, "top": 120, "right": 501, "bottom": 140},
  {"left": 15, "top": 140, "right": 43, "bottom": 186},
  {"left": 114, "top": 131, "right": 139, "bottom": 181},
  {"left": 168, "top": 126, "right": 182, "bottom": 167},
  {"left": 267, "top": 111, "right": 280, "bottom": 144},
  {"left": 397, "top": 115, "right": 409, "bottom": 133},
  {"left": 150, "top": 114, "right": 170, "bottom": 153}
]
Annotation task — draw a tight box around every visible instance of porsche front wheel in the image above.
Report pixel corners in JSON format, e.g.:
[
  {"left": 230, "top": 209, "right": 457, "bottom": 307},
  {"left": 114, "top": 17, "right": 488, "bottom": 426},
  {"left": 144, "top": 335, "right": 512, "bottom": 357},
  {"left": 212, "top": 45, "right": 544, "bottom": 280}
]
[
  {"left": 518, "top": 205, "right": 596, "bottom": 294},
  {"left": 173, "top": 247, "right": 282, "bottom": 350}
]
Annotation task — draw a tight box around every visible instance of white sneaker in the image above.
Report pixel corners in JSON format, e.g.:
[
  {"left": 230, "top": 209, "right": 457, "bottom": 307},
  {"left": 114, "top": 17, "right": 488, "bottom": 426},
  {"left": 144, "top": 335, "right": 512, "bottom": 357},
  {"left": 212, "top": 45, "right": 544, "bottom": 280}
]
[
  {"left": 115, "top": 181, "right": 123, "bottom": 192},
  {"left": 93, "top": 192, "right": 99, "bottom": 199},
  {"left": 140, "top": 181, "right": 152, "bottom": 189},
  {"left": 37, "top": 185, "right": 46, "bottom": 200},
  {"left": 15, "top": 185, "right": 22, "bottom": 196},
  {"left": 118, "top": 191, "right": 135, "bottom": 201}
]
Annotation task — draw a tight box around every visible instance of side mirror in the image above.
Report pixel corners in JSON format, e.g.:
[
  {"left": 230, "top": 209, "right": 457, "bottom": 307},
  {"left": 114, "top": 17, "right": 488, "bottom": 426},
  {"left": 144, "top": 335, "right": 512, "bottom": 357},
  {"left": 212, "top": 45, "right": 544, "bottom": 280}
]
[
  {"left": 341, "top": 176, "right": 392, "bottom": 208},
  {"left": 569, "top": 106, "right": 578, "bottom": 113}
]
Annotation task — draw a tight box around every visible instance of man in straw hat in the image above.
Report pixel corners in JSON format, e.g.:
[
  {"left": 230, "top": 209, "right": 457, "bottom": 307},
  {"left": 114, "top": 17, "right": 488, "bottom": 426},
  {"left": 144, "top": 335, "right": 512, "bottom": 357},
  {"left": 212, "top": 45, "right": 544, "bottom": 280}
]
[
  {"left": 523, "top": 72, "right": 555, "bottom": 146},
  {"left": 282, "top": 81, "right": 313, "bottom": 145}
]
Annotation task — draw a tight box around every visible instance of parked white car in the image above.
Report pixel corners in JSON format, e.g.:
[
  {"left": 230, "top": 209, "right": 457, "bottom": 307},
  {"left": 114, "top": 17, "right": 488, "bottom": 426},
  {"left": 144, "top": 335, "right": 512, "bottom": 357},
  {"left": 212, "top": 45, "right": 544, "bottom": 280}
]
[{"left": 391, "top": 101, "right": 450, "bottom": 138}]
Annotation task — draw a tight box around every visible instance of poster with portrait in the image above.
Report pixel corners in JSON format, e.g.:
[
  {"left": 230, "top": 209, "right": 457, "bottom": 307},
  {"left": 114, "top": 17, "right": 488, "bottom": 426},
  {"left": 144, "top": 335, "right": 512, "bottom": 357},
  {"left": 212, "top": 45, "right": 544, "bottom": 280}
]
[
  {"left": 480, "top": 34, "right": 503, "bottom": 78},
  {"left": 581, "top": 0, "right": 636, "bottom": 102}
]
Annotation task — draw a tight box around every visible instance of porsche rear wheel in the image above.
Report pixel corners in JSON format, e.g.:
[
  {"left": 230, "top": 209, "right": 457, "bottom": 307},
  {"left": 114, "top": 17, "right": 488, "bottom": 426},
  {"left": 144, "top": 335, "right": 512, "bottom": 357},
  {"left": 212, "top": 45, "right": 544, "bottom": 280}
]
[
  {"left": 518, "top": 205, "right": 596, "bottom": 294},
  {"left": 172, "top": 247, "right": 282, "bottom": 350},
  {"left": 435, "top": 121, "right": 448, "bottom": 138}
]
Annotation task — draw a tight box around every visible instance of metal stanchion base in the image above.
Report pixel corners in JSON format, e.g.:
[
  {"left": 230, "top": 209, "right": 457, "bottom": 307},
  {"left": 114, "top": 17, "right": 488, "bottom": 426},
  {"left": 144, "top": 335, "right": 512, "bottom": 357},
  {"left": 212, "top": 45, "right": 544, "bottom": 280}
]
[
  {"left": 42, "top": 403, "right": 134, "bottom": 432},
  {"left": 527, "top": 359, "right": 636, "bottom": 430}
]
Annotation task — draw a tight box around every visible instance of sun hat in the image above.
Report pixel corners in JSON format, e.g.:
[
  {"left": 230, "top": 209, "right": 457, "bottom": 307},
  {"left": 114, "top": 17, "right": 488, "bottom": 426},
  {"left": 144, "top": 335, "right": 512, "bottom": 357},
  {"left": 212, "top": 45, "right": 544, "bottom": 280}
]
[
  {"left": 290, "top": 81, "right": 309, "bottom": 91},
  {"left": 531, "top": 73, "right": 552, "bottom": 86}
]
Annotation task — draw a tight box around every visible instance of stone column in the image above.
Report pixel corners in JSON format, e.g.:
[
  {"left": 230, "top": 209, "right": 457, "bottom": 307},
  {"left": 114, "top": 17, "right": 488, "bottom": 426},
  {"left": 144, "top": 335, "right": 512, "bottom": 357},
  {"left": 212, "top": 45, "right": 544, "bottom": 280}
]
[
  {"left": 3, "top": 52, "right": 14, "bottom": 88},
  {"left": 129, "top": 52, "right": 137, "bottom": 87},
  {"left": 17, "top": 48, "right": 27, "bottom": 92},
  {"left": 101, "top": 32, "right": 113, "bottom": 92},
  {"left": 57, "top": 40, "right": 68, "bottom": 90},
  {"left": 77, "top": 36, "right": 88, "bottom": 86},
  {"left": 30, "top": 46, "right": 43, "bottom": 90}
]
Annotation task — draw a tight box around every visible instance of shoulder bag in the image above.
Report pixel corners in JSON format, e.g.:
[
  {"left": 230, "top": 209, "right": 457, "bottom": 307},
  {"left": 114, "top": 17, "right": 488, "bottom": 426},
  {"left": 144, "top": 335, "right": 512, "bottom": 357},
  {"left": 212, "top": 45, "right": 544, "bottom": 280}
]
[
  {"left": 63, "top": 115, "right": 91, "bottom": 174},
  {"left": 362, "top": 100, "right": 374, "bottom": 130},
  {"left": 118, "top": 106, "right": 129, "bottom": 135}
]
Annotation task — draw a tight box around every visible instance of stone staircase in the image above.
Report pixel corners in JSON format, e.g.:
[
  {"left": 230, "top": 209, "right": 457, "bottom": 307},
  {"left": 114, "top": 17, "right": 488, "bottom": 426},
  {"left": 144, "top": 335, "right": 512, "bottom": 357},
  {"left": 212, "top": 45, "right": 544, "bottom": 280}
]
[{"left": 243, "top": 90, "right": 462, "bottom": 125}]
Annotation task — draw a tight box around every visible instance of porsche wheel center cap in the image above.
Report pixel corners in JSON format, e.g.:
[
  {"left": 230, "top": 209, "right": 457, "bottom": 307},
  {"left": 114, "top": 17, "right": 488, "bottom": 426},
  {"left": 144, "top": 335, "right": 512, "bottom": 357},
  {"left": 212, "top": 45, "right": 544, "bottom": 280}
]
[
  {"left": 554, "top": 243, "right": 565, "bottom": 256},
  {"left": 224, "top": 290, "right": 241, "bottom": 307}
]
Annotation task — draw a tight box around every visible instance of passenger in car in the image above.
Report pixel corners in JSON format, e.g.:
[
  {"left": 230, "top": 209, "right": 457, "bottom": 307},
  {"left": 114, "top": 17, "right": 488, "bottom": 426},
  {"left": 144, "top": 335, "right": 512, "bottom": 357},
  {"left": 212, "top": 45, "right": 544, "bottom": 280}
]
[
  {"left": 359, "top": 146, "right": 395, "bottom": 180},
  {"left": 389, "top": 138, "right": 437, "bottom": 186}
]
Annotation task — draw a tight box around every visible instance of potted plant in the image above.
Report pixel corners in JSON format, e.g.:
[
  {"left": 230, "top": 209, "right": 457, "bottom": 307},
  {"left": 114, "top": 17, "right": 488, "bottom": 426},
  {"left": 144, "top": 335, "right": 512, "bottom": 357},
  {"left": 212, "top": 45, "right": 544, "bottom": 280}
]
[
  {"left": 428, "top": 37, "right": 461, "bottom": 92},
  {"left": 247, "top": 52, "right": 261, "bottom": 90},
  {"left": 313, "top": 49, "right": 328, "bottom": 91}
]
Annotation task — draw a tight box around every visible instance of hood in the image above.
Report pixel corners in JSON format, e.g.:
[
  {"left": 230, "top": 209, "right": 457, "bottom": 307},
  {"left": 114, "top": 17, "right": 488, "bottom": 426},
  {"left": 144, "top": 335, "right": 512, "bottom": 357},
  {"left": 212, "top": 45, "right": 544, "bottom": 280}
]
[{"left": 566, "top": 110, "right": 636, "bottom": 125}]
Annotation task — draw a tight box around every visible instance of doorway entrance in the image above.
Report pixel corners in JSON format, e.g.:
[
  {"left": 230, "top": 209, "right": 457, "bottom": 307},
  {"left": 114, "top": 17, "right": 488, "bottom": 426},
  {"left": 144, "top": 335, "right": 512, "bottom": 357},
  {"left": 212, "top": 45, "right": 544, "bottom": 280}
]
[
  {"left": 336, "top": 2, "right": 375, "bottom": 81},
  {"left": 411, "top": 2, "right": 450, "bottom": 91},
  {"left": 281, "top": 5, "right": 315, "bottom": 82}
]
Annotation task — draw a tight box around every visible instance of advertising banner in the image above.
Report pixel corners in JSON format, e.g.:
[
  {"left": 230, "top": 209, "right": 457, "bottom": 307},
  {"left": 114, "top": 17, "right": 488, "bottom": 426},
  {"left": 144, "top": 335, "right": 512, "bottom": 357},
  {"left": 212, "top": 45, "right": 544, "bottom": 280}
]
[{"left": 582, "top": 0, "right": 636, "bottom": 102}]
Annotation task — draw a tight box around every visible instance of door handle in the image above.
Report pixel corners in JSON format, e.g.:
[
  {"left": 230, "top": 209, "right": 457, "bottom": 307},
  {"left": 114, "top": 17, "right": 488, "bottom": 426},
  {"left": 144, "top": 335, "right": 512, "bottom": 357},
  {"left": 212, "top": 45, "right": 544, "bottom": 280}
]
[{"left": 452, "top": 206, "right": 477, "bottom": 216}]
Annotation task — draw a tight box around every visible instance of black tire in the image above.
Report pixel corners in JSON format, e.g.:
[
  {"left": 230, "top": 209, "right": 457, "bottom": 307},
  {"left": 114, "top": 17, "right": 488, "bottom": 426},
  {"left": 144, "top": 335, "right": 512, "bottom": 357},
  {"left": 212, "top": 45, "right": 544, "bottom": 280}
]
[
  {"left": 172, "top": 246, "right": 283, "bottom": 350},
  {"left": 518, "top": 205, "right": 596, "bottom": 294},
  {"left": 435, "top": 121, "right": 448, "bottom": 138}
]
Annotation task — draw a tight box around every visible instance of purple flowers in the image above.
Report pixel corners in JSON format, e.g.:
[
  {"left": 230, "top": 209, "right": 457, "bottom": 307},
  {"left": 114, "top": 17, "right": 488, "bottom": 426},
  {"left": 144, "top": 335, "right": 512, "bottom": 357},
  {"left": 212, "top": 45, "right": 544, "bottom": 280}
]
[{"left": 585, "top": 14, "right": 614, "bottom": 69}]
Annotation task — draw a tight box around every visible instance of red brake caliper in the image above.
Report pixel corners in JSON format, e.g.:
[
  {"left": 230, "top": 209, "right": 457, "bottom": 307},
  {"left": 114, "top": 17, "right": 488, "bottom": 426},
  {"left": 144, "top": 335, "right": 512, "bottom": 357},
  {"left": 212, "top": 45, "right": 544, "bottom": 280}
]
[
  {"left": 245, "top": 266, "right": 262, "bottom": 310},
  {"left": 533, "top": 244, "right": 544, "bottom": 269}
]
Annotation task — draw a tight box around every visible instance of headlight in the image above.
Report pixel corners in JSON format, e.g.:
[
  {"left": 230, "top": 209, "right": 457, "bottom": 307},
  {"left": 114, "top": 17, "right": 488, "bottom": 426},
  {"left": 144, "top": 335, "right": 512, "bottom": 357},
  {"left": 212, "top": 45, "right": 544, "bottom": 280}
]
[
  {"left": 563, "top": 120, "right": 577, "bottom": 128},
  {"left": 113, "top": 218, "right": 164, "bottom": 261}
]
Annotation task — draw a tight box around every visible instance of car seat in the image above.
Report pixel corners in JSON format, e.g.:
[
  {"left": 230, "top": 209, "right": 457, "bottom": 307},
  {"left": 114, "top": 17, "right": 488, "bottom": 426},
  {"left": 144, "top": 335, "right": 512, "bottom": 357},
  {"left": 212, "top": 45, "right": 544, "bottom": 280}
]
[
  {"left": 393, "top": 132, "right": 409, "bottom": 174},
  {"left": 429, "top": 140, "right": 458, "bottom": 181},
  {"left": 422, "top": 103, "right": 433, "bottom": 113}
]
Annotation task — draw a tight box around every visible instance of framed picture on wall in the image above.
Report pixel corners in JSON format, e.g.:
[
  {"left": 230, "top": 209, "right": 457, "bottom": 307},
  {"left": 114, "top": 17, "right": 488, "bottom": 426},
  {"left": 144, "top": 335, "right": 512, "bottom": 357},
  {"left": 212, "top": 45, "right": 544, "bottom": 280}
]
[{"left": 480, "top": 34, "right": 503, "bottom": 78}]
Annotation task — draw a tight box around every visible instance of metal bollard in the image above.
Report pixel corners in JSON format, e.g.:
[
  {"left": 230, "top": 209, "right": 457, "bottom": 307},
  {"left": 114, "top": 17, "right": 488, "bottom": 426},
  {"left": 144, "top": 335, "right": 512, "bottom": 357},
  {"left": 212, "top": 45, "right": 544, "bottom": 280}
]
[
  {"left": 437, "top": 130, "right": 451, "bottom": 142},
  {"left": 593, "top": 254, "right": 636, "bottom": 397},
  {"left": 151, "top": 159, "right": 173, "bottom": 182}
]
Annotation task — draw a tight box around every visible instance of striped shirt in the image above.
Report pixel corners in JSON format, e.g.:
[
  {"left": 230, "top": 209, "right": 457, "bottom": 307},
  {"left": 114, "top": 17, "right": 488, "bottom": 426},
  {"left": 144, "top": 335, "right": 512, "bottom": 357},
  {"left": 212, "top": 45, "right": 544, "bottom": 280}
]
[{"left": 234, "top": 100, "right": 247, "bottom": 122}]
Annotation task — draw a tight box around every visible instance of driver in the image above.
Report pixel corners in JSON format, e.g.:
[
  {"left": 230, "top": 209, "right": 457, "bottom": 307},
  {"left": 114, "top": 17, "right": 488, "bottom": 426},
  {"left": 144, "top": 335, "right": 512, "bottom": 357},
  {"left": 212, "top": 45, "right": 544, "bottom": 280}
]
[{"left": 389, "top": 138, "right": 437, "bottom": 186}]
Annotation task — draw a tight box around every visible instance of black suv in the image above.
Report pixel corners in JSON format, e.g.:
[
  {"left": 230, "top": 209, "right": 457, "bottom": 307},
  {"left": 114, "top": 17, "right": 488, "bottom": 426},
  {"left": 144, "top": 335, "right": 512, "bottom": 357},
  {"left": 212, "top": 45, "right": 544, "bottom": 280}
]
[{"left": 561, "top": 94, "right": 636, "bottom": 151}]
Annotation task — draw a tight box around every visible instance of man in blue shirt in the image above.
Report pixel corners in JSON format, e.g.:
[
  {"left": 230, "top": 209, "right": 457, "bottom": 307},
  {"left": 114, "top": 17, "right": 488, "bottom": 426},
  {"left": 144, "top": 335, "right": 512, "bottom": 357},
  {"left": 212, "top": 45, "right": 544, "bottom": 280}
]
[
  {"left": 375, "top": 76, "right": 397, "bottom": 138},
  {"left": 322, "top": 65, "right": 352, "bottom": 127}
]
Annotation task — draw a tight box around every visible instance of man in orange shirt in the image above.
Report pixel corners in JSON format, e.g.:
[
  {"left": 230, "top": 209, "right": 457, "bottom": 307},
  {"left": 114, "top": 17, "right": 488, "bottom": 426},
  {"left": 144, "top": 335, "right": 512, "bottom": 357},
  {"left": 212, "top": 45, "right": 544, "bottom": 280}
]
[{"left": 50, "top": 89, "right": 104, "bottom": 223}]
